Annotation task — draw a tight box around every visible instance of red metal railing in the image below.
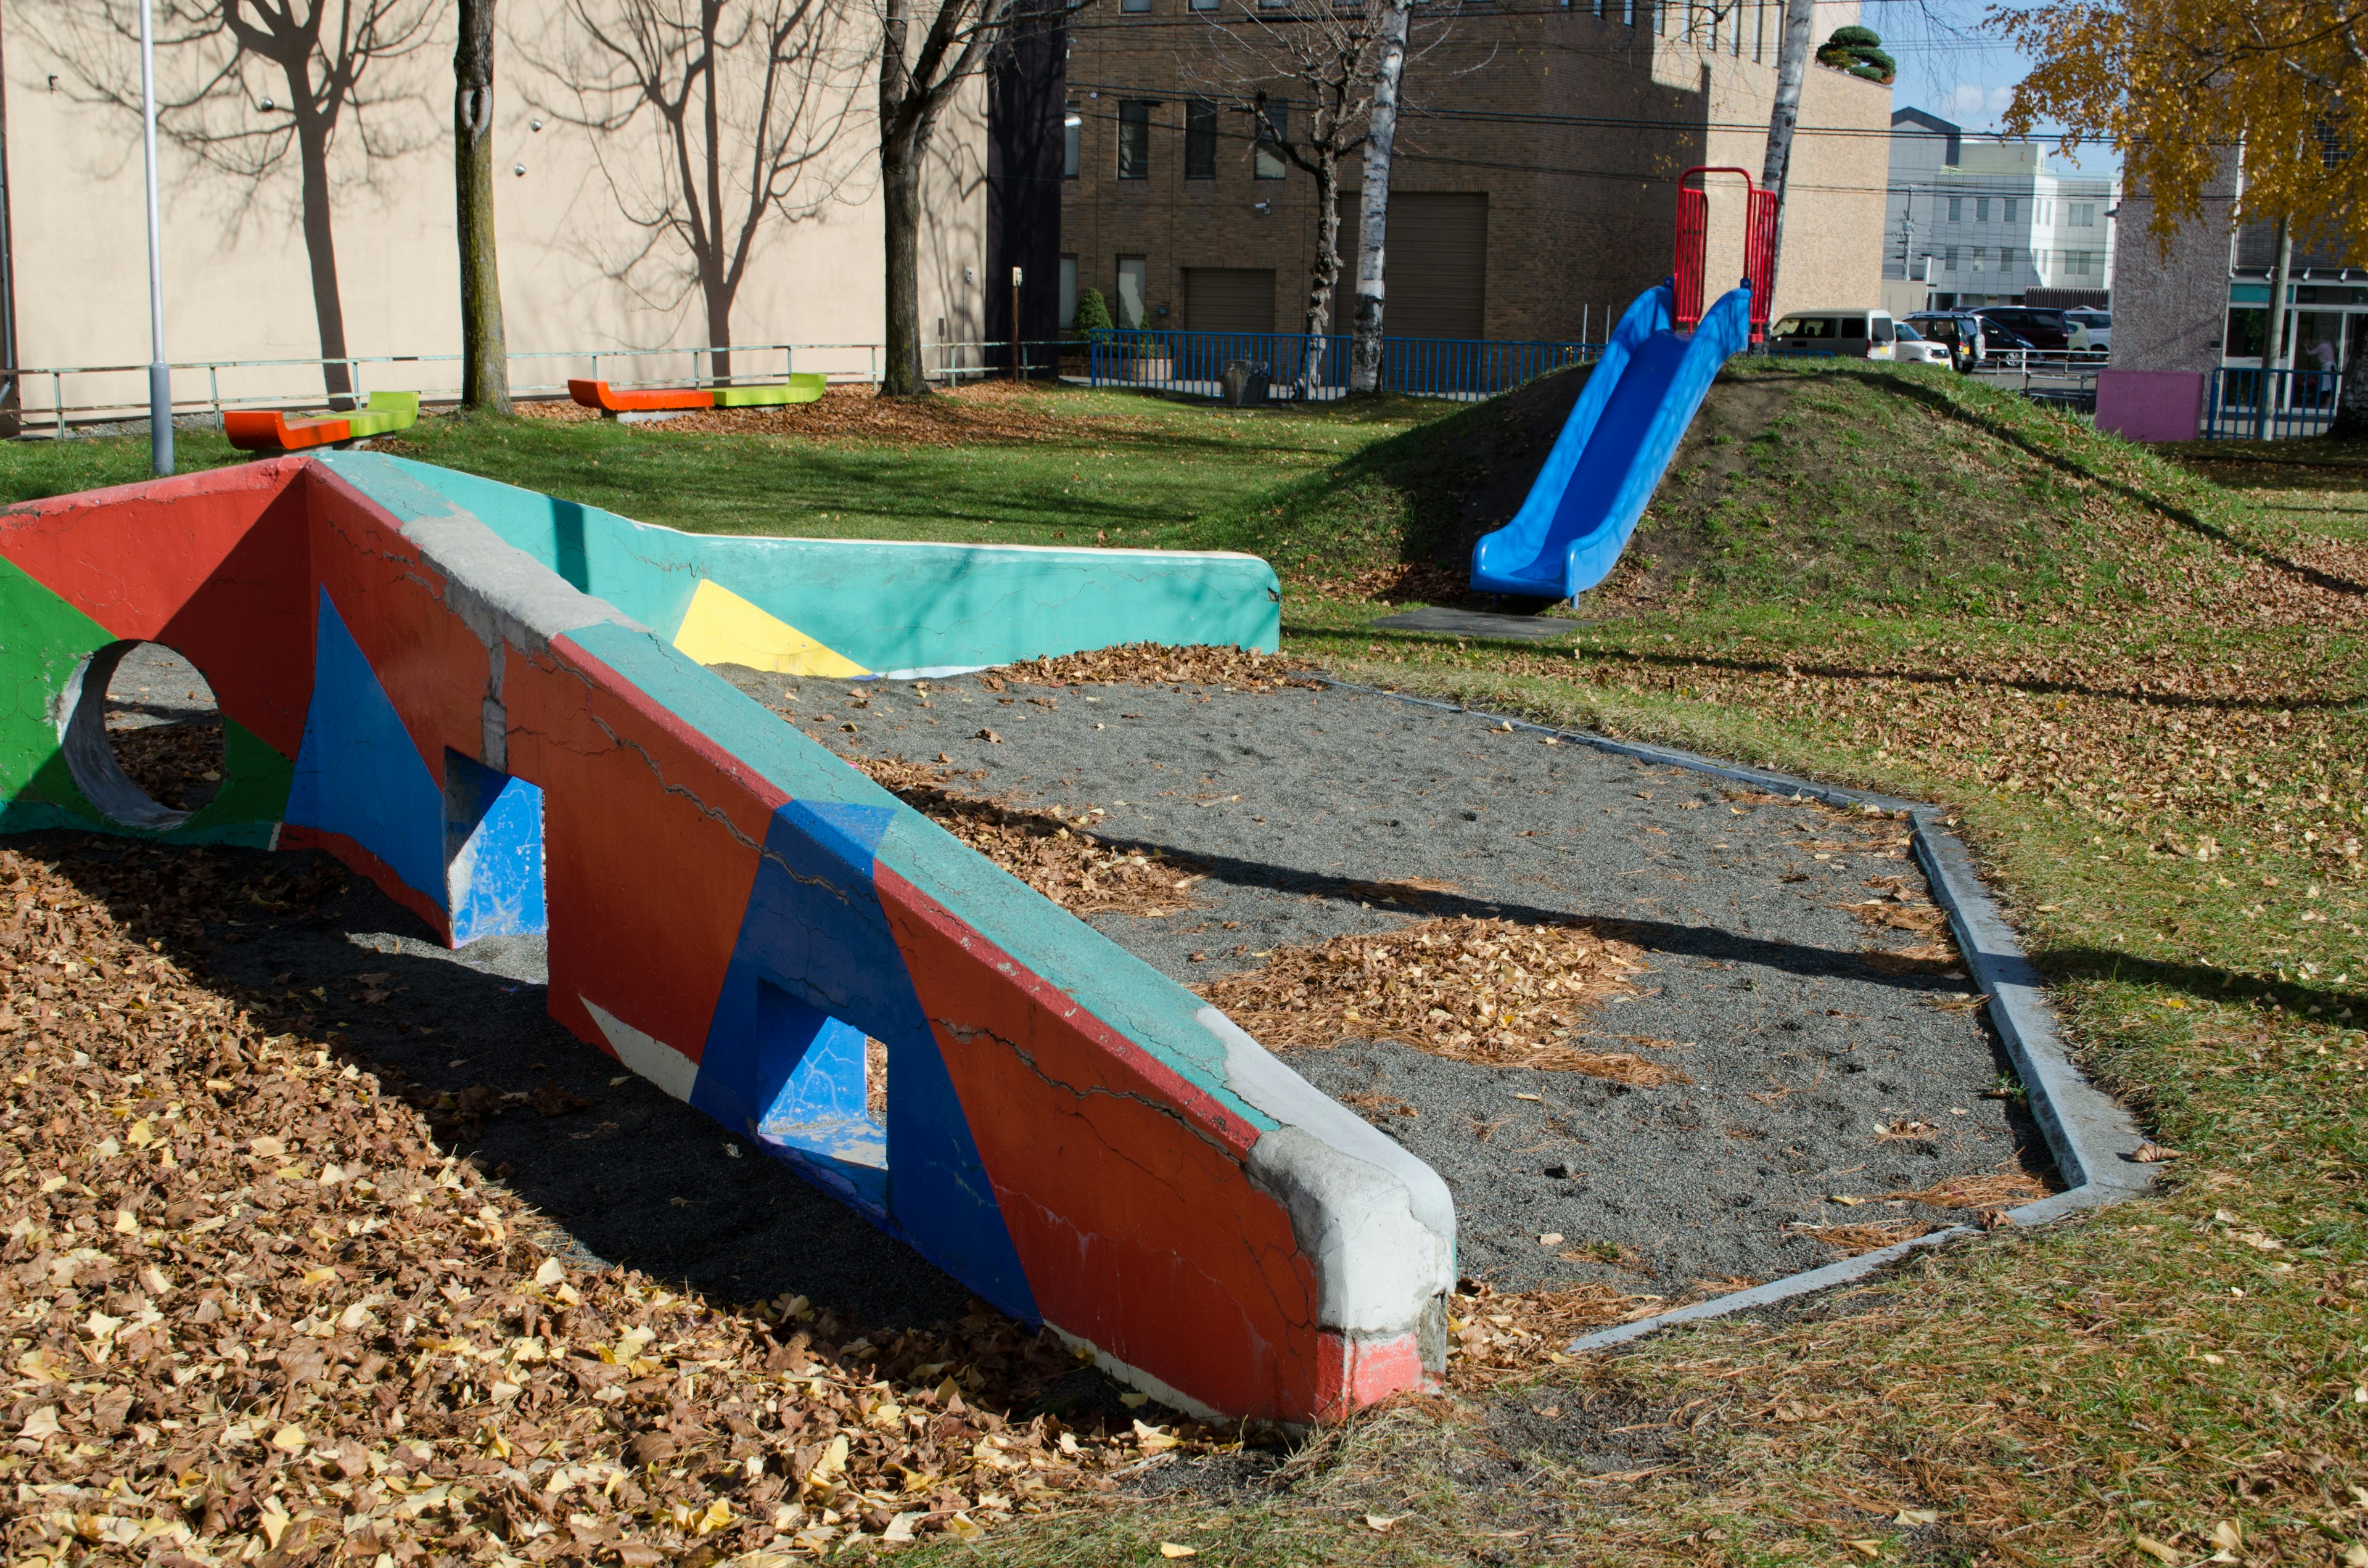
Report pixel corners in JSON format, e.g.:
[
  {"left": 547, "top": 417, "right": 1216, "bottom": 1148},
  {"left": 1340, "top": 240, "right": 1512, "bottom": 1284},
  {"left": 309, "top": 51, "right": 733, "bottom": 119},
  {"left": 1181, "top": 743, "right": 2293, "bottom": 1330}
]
[{"left": 1674, "top": 166, "right": 1779, "bottom": 343}]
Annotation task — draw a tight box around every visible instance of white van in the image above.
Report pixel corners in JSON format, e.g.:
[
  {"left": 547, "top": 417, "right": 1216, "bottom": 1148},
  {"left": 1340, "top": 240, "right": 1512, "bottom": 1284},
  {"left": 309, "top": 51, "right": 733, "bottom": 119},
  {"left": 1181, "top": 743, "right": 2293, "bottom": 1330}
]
[{"left": 1767, "top": 308, "right": 1899, "bottom": 361}]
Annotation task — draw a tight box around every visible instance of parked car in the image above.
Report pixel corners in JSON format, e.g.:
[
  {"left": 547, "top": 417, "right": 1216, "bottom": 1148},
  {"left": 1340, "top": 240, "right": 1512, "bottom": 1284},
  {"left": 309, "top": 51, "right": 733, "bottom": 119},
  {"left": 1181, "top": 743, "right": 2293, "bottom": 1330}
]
[
  {"left": 1767, "top": 308, "right": 1901, "bottom": 359},
  {"left": 1889, "top": 321, "right": 1952, "bottom": 367},
  {"left": 1902, "top": 312, "right": 1994, "bottom": 371},
  {"left": 1973, "top": 305, "right": 2075, "bottom": 353},
  {"left": 2064, "top": 308, "right": 2111, "bottom": 355}
]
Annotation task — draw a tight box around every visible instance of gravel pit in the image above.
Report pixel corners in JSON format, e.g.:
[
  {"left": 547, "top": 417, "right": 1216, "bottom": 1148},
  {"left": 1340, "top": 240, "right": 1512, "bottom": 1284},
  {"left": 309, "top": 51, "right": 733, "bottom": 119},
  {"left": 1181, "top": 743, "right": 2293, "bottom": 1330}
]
[{"left": 723, "top": 667, "right": 2055, "bottom": 1300}]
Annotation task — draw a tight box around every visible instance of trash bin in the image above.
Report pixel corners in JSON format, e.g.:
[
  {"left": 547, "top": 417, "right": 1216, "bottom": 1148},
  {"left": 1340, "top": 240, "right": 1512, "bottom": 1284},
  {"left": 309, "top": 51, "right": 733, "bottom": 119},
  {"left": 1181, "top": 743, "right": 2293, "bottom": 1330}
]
[{"left": 1220, "top": 362, "right": 1272, "bottom": 408}]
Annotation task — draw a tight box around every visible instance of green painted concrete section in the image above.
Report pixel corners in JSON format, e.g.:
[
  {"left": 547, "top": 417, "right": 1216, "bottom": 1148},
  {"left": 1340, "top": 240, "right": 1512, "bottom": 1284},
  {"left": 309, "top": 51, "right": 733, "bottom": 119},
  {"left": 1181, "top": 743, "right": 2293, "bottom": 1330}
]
[
  {"left": 0, "top": 552, "right": 292, "bottom": 845},
  {"left": 0, "top": 551, "right": 112, "bottom": 808},
  {"left": 713, "top": 375, "right": 825, "bottom": 408},
  {"left": 317, "top": 453, "right": 1281, "bottom": 675},
  {"left": 565, "top": 620, "right": 1280, "bottom": 1135}
]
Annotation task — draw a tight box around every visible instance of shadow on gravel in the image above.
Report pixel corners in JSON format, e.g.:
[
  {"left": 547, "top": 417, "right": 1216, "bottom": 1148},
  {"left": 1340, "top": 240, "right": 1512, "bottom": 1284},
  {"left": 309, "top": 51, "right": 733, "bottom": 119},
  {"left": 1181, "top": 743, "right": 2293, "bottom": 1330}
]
[
  {"left": 36, "top": 832, "right": 977, "bottom": 1332},
  {"left": 1071, "top": 827, "right": 1976, "bottom": 998}
]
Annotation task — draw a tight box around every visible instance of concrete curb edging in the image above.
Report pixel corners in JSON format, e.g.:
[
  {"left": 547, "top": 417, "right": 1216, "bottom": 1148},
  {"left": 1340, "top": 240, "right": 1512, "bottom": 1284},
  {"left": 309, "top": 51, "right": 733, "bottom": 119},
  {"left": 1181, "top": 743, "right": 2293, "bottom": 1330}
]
[{"left": 1308, "top": 674, "right": 2157, "bottom": 1352}]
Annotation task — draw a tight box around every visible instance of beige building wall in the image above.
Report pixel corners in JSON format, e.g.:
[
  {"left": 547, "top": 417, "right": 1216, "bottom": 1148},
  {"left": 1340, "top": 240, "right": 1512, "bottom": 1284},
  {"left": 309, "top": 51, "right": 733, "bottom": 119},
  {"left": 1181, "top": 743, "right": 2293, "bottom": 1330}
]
[
  {"left": 1060, "top": 1, "right": 1889, "bottom": 347},
  {"left": 3, "top": 0, "right": 987, "bottom": 421}
]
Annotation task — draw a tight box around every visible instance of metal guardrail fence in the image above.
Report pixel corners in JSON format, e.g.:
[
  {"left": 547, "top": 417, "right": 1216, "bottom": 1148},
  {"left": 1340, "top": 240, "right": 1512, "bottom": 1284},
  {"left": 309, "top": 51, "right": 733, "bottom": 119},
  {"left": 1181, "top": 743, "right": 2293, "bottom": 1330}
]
[
  {"left": 2204, "top": 366, "right": 2342, "bottom": 440},
  {"left": 9, "top": 340, "right": 1087, "bottom": 436},
  {"left": 1085, "top": 330, "right": 1600, "bottom": 400}
]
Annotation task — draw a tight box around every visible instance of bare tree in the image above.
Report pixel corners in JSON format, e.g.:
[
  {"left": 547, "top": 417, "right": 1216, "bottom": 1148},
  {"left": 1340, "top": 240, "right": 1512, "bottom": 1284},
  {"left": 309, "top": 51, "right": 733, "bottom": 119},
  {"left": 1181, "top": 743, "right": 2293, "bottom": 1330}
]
[
  {"left": 1191, "top": 0, "right": 1457, "bottom": 395},
  {"left": 872, "top": 0, "right": 1018, "bottom": 396},
  {"left": 1757, "top": 0, "right": 1817, "bottom": 308},
  {"left": 1347, "top": 0, "right": 1407, "bottom": 393},
  {"left": 529, "top": 0, "right": 861, "bottom": 382},
  {"left": 455, "top": 0, "right": 509, "bottom": 411},
  {"left": 25, "top": 0, "right": 444, "bottom": 405}
]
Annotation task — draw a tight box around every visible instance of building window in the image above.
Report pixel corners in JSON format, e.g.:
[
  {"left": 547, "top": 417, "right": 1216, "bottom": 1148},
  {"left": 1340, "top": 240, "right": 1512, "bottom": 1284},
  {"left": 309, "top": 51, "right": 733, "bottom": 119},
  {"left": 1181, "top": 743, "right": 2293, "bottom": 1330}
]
[
  {"left": 1975, "top": 197, "right": 1989, "bottom": 222},
  {"left": 1117, "top": 257, "right": 1148, "bottom": 328},
  {"left": 1122, "top": 0, "right": 1149, "bottom": 12},
  {"left": 1059, "top": 255, "right": 1079, "bottom": 329},
  {"left": 1254, "top": 100, "right": 1287, "bottom": 180},
  {"left": 2002, "top": 196, "right": 2018, "bottom": 223},
  {"left": 1944, "top": 246, "right": 1959, "bottom": 272},
  {"left": 1754, "top": 0, "right": 1764, "bottom": 59},
  {"left": 1971, "top": 247, "right": 1986, "bottom": 273},
  {"left": 1063, "top": 113, "right": 1080, "bottom": 179},
  {"left": 2066, "top": 249, "right": 2095, "bottom": 274},
  {"left": 2070, "top": 202, "right": 2096, "bottom": 227},
  {"left": 1947, "top": 195, "right": 1962, "bottom": 222},
  {"left": 1190, "top": 0, "right": 1216, "bottom": 9},
  {"left": 1117, "top": 101, "right": 1152, "bottom": 180},
  {"left": 1999, "top": 246, "right": 2016, "bottom": 273},
  {"left": 1626, "top": 0, "right": 1636, "bottom": 23},
  {"left": 1186, "top": 100, "right": 1217, "bottom": 179}
]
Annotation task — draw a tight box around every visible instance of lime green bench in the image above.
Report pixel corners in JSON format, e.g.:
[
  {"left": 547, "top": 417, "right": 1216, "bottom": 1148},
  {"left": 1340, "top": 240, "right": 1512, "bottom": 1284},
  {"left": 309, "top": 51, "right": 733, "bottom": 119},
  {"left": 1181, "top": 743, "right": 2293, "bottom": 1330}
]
[{"left": 712, "top": 374, "right": 826, "bottom": 408}]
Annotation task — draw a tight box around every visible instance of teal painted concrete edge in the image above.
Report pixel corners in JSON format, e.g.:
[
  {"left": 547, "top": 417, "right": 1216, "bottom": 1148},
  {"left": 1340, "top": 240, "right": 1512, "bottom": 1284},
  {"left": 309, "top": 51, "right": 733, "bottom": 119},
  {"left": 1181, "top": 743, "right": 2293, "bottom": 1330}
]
[
  {"left": 0, "top": 799, "right": 276, "bottom": 848},
  {"left": 316, "top": 453, "right": 1282, "bottom": 673},
  {"left": 564, "top": 620, "right": 1278, "bottom": 1133}
]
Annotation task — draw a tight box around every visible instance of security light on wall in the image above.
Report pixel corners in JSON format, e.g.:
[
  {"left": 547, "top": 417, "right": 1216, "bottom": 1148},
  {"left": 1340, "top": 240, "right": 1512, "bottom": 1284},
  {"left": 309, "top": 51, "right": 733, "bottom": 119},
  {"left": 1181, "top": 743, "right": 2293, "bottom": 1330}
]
[
  {"left": 1065, "top": 113, "right": 1082, "bottom": 127},
  {"left": 1253, "top": 200, "right": 1272, "bottom": 215}
]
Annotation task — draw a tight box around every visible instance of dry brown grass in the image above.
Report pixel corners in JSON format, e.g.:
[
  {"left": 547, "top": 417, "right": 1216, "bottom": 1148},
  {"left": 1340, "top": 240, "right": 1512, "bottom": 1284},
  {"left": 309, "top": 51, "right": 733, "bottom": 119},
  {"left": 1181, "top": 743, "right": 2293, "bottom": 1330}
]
[
  {"left": 1889, "top": 1168, "right": 2051, "bottom": 1210},
  {"left": 1197, "top": 916, "right": 1669, "bottom": 1079},
  {"left": 1786, "top": 1218, "right": 1946, "bottom": 1255},
  {"left": 849, "top": 754, "right": 1205, "bottom": 918}
]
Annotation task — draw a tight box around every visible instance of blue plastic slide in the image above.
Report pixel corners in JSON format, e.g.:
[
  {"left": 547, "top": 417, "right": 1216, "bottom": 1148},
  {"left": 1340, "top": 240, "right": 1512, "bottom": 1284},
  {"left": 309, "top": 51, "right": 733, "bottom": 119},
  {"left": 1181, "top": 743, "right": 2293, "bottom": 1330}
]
[{"left": 1471, "top": 278, "right": 1754, "bottom": 600}]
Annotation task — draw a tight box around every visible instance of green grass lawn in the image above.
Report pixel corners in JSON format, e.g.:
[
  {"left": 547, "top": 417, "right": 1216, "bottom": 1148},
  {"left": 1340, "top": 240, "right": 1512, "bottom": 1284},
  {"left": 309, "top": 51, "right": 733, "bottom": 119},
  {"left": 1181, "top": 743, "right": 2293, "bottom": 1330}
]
[{"left": 7, "top": 374, "right": 2367, "bottom": 1564}]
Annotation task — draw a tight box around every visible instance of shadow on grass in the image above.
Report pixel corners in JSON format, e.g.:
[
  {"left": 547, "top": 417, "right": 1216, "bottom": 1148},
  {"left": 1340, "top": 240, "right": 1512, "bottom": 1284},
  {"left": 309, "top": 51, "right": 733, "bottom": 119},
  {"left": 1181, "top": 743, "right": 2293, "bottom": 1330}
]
[
  {"left": 1844, "top": 368, "right": 2368, "bottom": 598},
  {"left": 2036, "top": 940, "right": 2359, "bottom": 1019}
]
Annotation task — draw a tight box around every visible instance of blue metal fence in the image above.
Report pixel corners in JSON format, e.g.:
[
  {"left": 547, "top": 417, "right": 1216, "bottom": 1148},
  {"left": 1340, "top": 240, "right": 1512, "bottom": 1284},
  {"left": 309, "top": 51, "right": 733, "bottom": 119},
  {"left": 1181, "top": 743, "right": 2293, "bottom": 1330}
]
[
  {"left": 2205, "top": 366, "right": 2343, "bottom": 440},
  {"left": 1085, "top": 330, "right": 1600, "bottom": 400}
]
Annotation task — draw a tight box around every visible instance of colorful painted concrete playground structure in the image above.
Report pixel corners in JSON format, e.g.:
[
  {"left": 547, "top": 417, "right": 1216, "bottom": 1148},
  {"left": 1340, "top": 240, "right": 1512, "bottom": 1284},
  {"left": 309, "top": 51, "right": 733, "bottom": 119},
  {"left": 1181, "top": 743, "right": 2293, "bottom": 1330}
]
[{"left": 0, "top": 455, "right": 1451, "bottom": 1422}]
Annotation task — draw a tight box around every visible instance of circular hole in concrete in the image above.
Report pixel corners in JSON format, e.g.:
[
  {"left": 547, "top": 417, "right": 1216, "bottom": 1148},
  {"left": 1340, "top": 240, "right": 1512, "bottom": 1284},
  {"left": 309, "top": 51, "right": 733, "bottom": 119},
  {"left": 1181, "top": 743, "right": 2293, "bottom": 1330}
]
[{"left": 60, "top": 641, "right": 224, "bottom": 829}]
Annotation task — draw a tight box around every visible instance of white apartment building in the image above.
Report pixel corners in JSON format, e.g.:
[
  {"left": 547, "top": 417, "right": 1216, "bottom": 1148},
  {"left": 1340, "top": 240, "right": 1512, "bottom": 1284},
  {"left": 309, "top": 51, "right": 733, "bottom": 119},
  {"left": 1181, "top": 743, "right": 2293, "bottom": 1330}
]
[{"left": 1883, "top": 109, "right": 2117, "bottom": 313}]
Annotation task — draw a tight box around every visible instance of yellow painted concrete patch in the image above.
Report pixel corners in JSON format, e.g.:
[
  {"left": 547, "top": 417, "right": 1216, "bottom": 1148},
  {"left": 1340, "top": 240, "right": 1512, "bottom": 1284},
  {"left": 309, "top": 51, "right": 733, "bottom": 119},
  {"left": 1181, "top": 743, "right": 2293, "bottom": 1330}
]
[{"left": 670, "top": 578, "right": 867, "bottom": 677}]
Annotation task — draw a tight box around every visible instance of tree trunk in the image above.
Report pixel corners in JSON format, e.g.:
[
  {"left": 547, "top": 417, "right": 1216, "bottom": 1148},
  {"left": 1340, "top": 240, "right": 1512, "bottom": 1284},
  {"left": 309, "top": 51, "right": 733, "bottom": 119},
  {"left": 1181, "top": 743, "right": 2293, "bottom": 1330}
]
[
  {"left": 1348, "top": 0, "right": 1409, "bottom": 395},
  {"left": 292, "top": 99, "right": 355, "bottom": 409},
  {"left": 1756, "top": 0, "right": 1816, "bottom": 316},
  {"left": 454, "top": 0, "right": 511, "bottom": 413},
  {"left": 705, "top": 271, "right": 736, "bottom": 385},
  {"left": 1302, "top": 147, "right": 1341, "bottom": 396},
  {"left": 2256, "top": 218, "right": 2292, "bottom": 439},
  {"left": 880, "top": 134, "right": 927, "bottom": 395}
]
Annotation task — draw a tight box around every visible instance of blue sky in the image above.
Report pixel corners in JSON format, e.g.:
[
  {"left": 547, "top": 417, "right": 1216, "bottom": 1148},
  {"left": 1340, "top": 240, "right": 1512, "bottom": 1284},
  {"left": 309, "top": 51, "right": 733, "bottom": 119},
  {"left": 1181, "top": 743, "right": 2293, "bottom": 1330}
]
[{"left": 1864, "top": 0, "right": 2121, "bottom": 178}]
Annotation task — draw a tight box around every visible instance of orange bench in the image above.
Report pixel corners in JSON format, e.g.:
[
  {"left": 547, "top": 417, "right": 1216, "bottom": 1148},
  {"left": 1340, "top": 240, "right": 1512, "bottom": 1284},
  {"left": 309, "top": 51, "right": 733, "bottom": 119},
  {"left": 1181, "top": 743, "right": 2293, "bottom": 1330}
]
[
  {"left": 225, "top": 392, "right": 419, "bottom": 453},
  {"left": 567, "top": 379, "right": 712, "bottom": 414}
]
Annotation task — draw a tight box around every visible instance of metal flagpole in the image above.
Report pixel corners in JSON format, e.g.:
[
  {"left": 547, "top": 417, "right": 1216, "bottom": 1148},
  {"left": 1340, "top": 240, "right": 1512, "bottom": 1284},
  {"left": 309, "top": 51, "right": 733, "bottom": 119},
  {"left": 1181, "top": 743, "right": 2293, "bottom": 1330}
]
[{"left": 138, "top": 0, "right": 171, "bottom": 474}]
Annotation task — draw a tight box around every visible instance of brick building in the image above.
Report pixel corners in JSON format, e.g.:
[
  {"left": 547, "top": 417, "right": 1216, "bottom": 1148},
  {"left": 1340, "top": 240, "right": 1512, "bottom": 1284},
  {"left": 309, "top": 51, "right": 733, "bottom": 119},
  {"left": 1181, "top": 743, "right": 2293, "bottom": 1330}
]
[{"left": 1053, "top": 0, "right": 1894, "bottom": 344}]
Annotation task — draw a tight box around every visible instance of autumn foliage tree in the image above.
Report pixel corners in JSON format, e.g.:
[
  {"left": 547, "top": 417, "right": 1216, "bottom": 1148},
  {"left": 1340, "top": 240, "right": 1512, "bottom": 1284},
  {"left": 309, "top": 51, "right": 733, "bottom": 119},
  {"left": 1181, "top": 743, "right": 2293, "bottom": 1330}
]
[{"left": 1994, "top": 0, "right": 2368, "bottom": 430}]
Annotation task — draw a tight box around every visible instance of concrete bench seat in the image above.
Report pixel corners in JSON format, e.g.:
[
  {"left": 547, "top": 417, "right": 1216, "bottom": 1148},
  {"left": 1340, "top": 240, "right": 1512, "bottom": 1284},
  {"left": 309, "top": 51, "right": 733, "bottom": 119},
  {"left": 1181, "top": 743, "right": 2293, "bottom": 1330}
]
[{"left": 224, "top": 392, "right": 419, "bottom": 453}]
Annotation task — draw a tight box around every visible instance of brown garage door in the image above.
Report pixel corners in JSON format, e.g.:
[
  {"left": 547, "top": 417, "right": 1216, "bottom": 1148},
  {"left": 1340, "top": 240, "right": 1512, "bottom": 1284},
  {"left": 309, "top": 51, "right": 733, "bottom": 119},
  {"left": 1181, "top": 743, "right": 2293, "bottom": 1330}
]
[
  {"left": 1184, "top": 268, "right": 1276, "bottom": 334},
  {"left": 1386, "top": 192, "right": 1488, "bottom": 339}
]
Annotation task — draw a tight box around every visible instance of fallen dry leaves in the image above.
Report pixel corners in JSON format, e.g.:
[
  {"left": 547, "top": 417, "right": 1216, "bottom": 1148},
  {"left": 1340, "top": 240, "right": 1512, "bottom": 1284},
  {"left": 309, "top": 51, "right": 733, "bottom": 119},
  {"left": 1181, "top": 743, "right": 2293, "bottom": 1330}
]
[
  {"left": 850, "top": 755, "right": 1206, "bottom": 918},
  {"left": 514, "top": 380, "right": 1159, "bottom": 449},
  {"left": 1196, "top": 917, "right": 1667, "bottom": 1079},
  {"left": 1443, "top": 1281, "right": 1660, "bottom": 1387},
  {"left": 998, "top": 643, "right": 1318, "bottom": 691},
  {"left": 107, "top": 723, "right": 224, "bottom": 816},
  {"left": 0, "top": 844, "right": 1196, "bottom": 1564}
]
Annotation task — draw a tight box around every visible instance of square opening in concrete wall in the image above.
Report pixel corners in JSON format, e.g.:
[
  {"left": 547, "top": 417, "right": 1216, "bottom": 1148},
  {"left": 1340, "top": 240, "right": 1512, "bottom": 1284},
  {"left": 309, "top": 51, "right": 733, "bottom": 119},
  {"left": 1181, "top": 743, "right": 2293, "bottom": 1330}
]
[{"left": 443, "top": 750, "right": 548, "bottom": 946}]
